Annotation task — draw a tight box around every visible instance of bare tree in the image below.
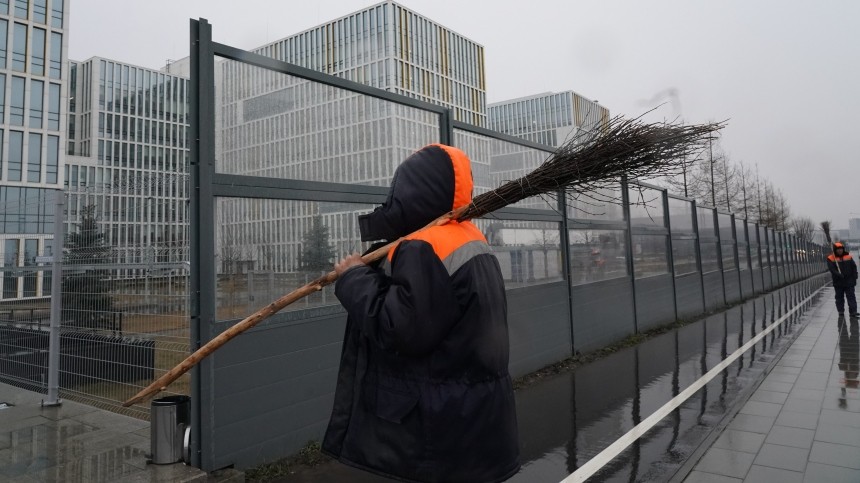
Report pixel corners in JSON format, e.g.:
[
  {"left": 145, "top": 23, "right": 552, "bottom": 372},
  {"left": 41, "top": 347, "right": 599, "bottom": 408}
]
[{"left": 790, "top": 217, "right": 815, "bottom": 242}]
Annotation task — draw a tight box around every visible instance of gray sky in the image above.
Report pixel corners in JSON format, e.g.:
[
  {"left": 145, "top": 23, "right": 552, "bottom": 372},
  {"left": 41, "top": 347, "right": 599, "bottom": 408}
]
[{"left": 70, "top": 0, "right": 860, "bottom": 228}]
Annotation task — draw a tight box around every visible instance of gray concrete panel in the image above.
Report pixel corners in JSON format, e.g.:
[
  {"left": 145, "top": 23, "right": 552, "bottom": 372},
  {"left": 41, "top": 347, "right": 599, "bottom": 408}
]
[
  {"left": 213, "top": 391, "right": 335, "bottom": 470},
  {"left": 507, "top": 282, "right": 572, "bottom": 378},
  {"left": 210, "top": 312, "right": 346, "bottom": 469},
  {"left": 703, "top": 271, "right": 726, "bottom": 311},
  {"left": 213, "top": 311, "right": 346, "bottom": 368},
  {"left": 634, "top": 273, "right": 676, "bottom": 331},
  {"left": 571, "top": 277, "right": 636, "bottom": 353}
]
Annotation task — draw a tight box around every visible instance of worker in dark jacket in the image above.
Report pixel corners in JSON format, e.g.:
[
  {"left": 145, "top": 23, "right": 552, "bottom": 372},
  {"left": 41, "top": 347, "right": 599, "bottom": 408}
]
[
  {"left": 827, "top": 242, "right": 858, "bottom": 317},
  {"left": 322, "top": 144, "right": 520, "bottom": 482}
]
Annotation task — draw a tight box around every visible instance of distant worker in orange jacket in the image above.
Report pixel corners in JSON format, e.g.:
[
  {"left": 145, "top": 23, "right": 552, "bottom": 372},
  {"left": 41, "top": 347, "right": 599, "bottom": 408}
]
[{"left": 827, "top": 242, "right": 858, "bottom": 317}]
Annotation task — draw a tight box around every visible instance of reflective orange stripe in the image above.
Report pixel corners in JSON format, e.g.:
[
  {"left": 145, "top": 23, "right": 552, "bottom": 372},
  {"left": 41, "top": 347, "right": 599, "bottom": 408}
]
[
  {"left": 432, "top": 144, "right": 473, "bottom": 210},
  {"left": 388, "top": 221, "right": 487, "bottom": 262},
  {"left": 828, "top": 254, "right": 853, "bottom": 262}
]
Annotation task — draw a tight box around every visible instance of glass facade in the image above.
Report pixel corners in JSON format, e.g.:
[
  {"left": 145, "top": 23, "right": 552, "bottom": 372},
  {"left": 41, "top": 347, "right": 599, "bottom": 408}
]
[
  {"left": 718, "top": 213, "right": 735, "bottom": 270},
  {"left": 215, "top": 3, "right": 491, "bottom": 273},
  {"left": 488, "top": 91, "right": 609, "bottom": 148},
  {"left": 632, "top": 234, "right": 669, "bottom": 278},
  {"left": 474, "top": 219, "right": 563, "bottom": 287},
  {"left": 1, "top": 0, "right": 67, "bottom": 301},
  {"left": 569, "top": 229, "right": 628, "bottom": 285},
  {"left": 64, "top": 57, "right": 189, "bottom": 278},
  {"left": 253, "top": 2, "right": 486, "bottom": 126},
  {"left": 629, "top": 186, "right": 665, "bottom": 227}
]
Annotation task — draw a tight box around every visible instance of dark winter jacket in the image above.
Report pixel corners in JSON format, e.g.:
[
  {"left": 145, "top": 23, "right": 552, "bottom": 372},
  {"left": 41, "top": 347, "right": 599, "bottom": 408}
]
[
  {"left": 828, "top": 243, "right": 857, "bottom": 288},
  {"left": 322, "top": 144, "right": 520, "bottom": 483}
]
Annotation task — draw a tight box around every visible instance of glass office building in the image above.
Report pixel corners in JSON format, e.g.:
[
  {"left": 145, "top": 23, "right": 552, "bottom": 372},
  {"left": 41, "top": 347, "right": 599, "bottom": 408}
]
[
  {"left": 489, "top": 91, "right": 608, "bottom": 147},
  {"left": 215, "top": 1, "right": 491, "bottom": 273},
  {"left": 65, "top": 57, "right": 189, "bottom": 278},
  {"left": 487, "top": 91, "right": 610, "bottom": 210},
  {"left": 0, "top": 0, "right": 67, "bottom": 301}
]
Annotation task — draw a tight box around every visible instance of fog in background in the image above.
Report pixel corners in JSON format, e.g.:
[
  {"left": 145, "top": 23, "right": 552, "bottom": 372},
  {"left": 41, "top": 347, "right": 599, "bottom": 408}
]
[{"left": 70, "top": 0, "right": 860, "bottom": 228}]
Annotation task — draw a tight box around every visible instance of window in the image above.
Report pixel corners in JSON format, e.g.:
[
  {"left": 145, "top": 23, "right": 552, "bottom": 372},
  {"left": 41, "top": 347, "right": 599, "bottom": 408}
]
[
  {"left": 629, "top": 186, "right": 665, "bottom": 227},
  {"left": 8, "top": 130, "right": 23, "bottom": 181},
  {"left": 0, "top": 0, "right": 8, "bottom": 15},
  {"left": 632, "top": 234, "right": 669, "bottom": 278},
  {"left": 475, "top": 220, "right": 563, "bottom": 287},
  {"left": 12, "top": 22, "right": 27, "bottom": 71},
  {"left": 42, "top": 238, "right": 52, "bottom": 295},
  {"left": 29, "top": 79, "right": 43, "bottom": 128},
  {"left": 700, "top": 241, "right": 720, "bottom": 273},
  {"left": 668, "top": 198, "right": 694, "bottom": 234},
  {"left": 0, "top": 75, "right": 5, "bottom": 122},
  {"left": 672, "top": 238, "right": 698, "bottom": 275},
  {"left": 696, "top": 207, "right": 716, "bottom": 237},
  {"left": 10, "top": 76, "right": 25, "bottom": 125},
  {"left": 47, "top": 82, "right": 59, "bottom": 130},
  {"left": 33, "top": 0, "right": 45, "bottom": 23},
  {"left": 0, "top": 19, "right": 7, "bottom": 69},
  {"left": 49, "top": 32, "right": 61, "bottom": 79},
  {"left": 31, "top": 27, "right": 45, "bottom": 75},
  {"left": 3, "top": 239, "right": 19, "bottom": 299},
  {"left": 50, "top": 0, "right": 62, "bottom": 28},
  {"left": 27, "top": 133, "right": 41, "bottom": 182},
  {"left": 569, "top": 229, "right": 629, "bottom": 285},
  {"left": 14, "top": 0, "right": 27, "bottom": 19},
  {"left": 23, "top": 239, "right": 37, "bottom": 297},
  {"left": 46, "top": 135, "right": 58, "bottom": 183}
]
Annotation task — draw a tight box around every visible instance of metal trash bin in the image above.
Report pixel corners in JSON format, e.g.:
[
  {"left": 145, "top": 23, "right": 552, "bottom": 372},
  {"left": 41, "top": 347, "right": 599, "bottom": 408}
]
[{"left": 151, "top": 395, "right": 190, "bottom": 464}]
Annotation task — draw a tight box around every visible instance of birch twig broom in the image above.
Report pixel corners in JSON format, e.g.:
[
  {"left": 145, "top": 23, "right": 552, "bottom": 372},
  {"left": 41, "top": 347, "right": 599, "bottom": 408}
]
[
  {"left": 123, "top": 115, "right": 724, "bottom": 407},
  {"left": 821, "top": 220, "right": 840, "bottom": 274}
]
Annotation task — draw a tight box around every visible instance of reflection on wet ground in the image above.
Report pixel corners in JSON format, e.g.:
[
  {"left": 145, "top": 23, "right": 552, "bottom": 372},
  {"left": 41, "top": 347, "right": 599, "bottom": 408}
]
[
  {"left": 836, "top": 315, "right": 859, "bottom": 398},
  {"left": 275, "top": 277, "right": 826, "bottom": 483},
  {"left": 0, "top": 385, "right": 205, "bottom": 482},
  {"left": 685, "top": 284, "right": 860, "bottom": 481},
  {"left": 512, "top": 278, "right": 823, "bottom": 482}
]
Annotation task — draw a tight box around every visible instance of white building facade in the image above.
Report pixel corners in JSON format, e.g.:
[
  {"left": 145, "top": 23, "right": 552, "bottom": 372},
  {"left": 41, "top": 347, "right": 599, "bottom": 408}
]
[
  {"left": 487, "top": 91, "right": 610, "bottom": 212},
  {"left": 216, "top": 1, "right": 491, "bottom": 274},
  {"left": 0, "top": 0, "right": 68, "bottom": 301},
  {"left": 65, "top": 57, "right": 189, "bottom": 277}
]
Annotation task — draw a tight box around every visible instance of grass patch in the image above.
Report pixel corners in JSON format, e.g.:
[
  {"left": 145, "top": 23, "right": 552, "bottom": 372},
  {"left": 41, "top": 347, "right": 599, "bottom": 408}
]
[{"left": 245, "top": 441, "right": 329, "bottom": 482}]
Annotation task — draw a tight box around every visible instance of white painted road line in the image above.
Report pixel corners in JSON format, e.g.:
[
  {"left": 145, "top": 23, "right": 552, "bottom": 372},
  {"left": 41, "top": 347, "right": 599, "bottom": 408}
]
[{"left": 560, "top": 286, "right": 824, "bottom": 483}]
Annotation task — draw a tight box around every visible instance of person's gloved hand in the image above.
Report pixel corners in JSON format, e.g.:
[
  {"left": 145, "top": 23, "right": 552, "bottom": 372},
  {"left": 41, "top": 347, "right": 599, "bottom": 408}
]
[
  {"left": 362, "top": 241, "right": 390, "bottom": 269},
  {"left": 334, "top": 253, "right": 365, "bottom": 277}
]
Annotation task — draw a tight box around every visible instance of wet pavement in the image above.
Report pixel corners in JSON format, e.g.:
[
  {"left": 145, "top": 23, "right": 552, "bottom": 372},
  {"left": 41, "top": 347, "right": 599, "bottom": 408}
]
[
  {"left": 686, "top": 288, "right": 860, "bottom": 482},
  {"left": 0, "top": 275, "right": 835, "bottom": 483},
  {"left": 272, "top": 275, "right": 829, "bottom": 482},
  {"left": 0, "top": 383, "right": 207, "bottom": 482}
]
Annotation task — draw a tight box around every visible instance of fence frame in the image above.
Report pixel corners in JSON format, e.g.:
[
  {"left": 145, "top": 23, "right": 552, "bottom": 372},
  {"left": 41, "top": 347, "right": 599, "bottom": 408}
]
[{"left": 186, "top": 18, "right": 827, "bottom": 471}]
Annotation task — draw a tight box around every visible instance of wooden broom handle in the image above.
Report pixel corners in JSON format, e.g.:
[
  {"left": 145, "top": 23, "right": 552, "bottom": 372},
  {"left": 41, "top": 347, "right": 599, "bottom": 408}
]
[{"left": 122, "top": 207, "right": 468, "bottom": 407}]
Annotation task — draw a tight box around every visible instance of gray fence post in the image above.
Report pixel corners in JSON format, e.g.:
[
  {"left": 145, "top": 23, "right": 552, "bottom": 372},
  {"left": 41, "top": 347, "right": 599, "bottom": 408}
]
[
  {"left": 664, "top": 189, "right": 679, "bottom": 322},
  {"left": 44, "top": 190, "right": 64, "bottom": 407},
  {"left": 691, "top": 200, "right": 706, "bottom": 311},
  {"left": 558, "top": 189, "right": 575, "bottom": 354},
  {"left": 621, "top": 176, "right": 638, "bottom": 333}
]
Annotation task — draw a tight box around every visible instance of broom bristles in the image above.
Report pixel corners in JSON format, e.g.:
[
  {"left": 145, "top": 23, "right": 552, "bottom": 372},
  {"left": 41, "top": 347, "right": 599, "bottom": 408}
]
[
  {"left": 458, "top": 115, "right": 724, "bottom": 221},
  {"left": 820, "top": 220, "right": 832, "bottom": 245}
]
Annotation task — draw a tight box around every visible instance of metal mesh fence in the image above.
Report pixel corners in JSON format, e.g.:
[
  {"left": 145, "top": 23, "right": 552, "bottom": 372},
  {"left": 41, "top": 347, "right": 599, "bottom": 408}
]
[
  {"left": 0, "top": 190, "right": 190, "bottom": 419},
  {"left": 0, "top": 190, "right": 58, "bottom": 393}
]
